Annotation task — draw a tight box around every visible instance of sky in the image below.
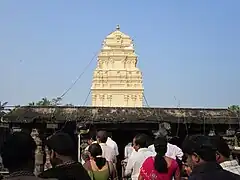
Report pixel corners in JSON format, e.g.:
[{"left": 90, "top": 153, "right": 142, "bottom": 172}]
[{"left": 0, "top": 0, "right": 239, "bottom": 108}]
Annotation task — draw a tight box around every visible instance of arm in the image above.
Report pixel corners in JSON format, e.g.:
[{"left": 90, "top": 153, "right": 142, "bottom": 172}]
[
  {"left": 138, "top": 162, "right": 146, "bottom": 180},
  {"left": 111, "top": 149, "right": 117, "bottom": 164},
  {"left": 124, "top": 156, "right": 134, "bottom": 177},
  {"left": 109, "top": 162, "right": 118, "bottom": 180},
  {"left": 114, "top": 142, "right": 119, "bottom": 156},
  {"left": 175, "top": 147, "right": 184, "bottom": 160},
  {"left": 174, "top": 165, "right": 181, "bottom": 180},
  {"left": 138, "top": 174, "right": 144, "bottom": 180},
  {"left": 124, "top": 146, "right": 128, "bottom": 159}
]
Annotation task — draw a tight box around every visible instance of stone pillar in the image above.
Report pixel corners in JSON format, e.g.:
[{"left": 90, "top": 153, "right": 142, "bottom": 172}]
[
  {"left": 44, "top": 145, "right": 52, "bottom": 170},
  {"left": 31, "top": 129, "right": 44, "bottom": 175}
]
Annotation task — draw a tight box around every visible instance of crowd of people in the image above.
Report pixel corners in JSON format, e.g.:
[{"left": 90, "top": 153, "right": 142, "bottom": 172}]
[{"left": 1, "top": 130, "right": 240, "bottom": 180}]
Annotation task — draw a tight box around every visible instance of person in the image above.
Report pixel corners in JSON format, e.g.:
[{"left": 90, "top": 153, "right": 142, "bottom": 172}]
[
  {"left": 0, "top": 132, "right": 50, "bottom": 180},
  {"left": 124, "top": 142, "right": 134, "bottom": 161},
  {"left": 139, "top": 136, "right": 180, "bottom": 180},
  {"left": 85, "top": 133, "right": 98, "bottom": 151},
  {"left": 211, "top": 135, "right": 240, "bottom": 175},
  {"left": 83, "top": 143, "right": 117, "bottom": 180},
  {"left": 96, "top": 131, "right": 116, "bottom": 163},
  {"left": 38, "top": 132, "right": 91, "bottom": 180},
  {"left": 148, "top": 141, "right": 183, "bottom": 160},
  {"left": 106, "top": 133, "right": 119, "bottom": 157},
  {"left": 82, "top": 133, "right": 98, "bottom": 164},
  {"left": 125, "top": 134, "right": 155, "bottom": 180},
  {"left": 182, "top": 135, "right": 240, "bottom": 180}
]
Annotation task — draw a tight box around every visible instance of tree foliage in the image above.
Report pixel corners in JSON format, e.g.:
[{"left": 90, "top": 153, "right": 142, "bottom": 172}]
[
  {"left": 28, "top": 97, "right": 73, "bottom": 106},
  {"left": 0, "top": 101, "right": 8, "bottom": 117},
  {"left": 228, "top": 105, "right": 240, "bottom": 115}
]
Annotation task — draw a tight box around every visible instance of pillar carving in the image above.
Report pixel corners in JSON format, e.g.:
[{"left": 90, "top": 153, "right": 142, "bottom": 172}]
[{"left": 107, "top": 94, "right": 112, "bottom": 106}]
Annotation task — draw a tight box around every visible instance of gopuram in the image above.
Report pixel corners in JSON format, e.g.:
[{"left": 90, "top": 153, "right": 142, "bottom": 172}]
[{"left": 91, "top": 25, "right": 144, "bottom": 107}]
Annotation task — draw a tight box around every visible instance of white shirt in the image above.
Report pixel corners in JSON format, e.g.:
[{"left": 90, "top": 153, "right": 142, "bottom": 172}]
[
  {"left": 81, "top": 141, "right": 98, "bottom": 164},
  {"left": 148, "top": 143, "right": 183, "bottom": 160},
  {"left": 106, "top": 137, "right": 119, "bottom": 156},
  {"left": 99, "top": 143, "right": 116, "bottom": 163},
  {"left": 220, "top": 160, "right": 240, "bottom": 175},
  {"left": 125, "top": 148, "right": 155, "bottom": 180},
  {"left": 124, "top": 142, "right": 134, "bottom": 159}
]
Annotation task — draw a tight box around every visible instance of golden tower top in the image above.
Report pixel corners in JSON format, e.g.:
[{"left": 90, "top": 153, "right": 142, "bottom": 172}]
[
  {"left": 91, "top": 25, "right": 144, "bottom": 107},
  {"left": 103, "top": 25, "right": 133, "bottom": 49}
]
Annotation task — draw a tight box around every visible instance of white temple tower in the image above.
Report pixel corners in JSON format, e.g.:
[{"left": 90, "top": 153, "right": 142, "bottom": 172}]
[{"left": 91, "top": 25, "right": 144, "bottom": 107}]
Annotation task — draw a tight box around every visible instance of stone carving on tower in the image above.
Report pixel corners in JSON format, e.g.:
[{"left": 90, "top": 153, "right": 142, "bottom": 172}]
[{"left": 91, "top": 25, "right": 144, "bottom": 107}]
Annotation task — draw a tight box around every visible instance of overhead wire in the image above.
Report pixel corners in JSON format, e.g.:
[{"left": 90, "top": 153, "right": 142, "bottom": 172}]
[
  {"left": 58, "top": 51, "right": 98, "bottom": 100},
  {"left": 49, "top": 51, "right": 99, "bottom": 136},
  {"left": 83, "top": 89, "right": 91, "bottom": 106}
]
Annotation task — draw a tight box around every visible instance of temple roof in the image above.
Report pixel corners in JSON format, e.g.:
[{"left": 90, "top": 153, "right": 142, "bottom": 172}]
[
  {"left": 2, "top": 106, "right": 239, "bottom": 124},
  {"left": 105, "top": 25, "right": 131, "bottom": 39}
]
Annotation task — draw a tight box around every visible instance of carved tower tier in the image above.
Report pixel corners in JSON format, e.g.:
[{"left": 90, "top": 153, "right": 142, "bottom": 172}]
[{"left": 91, "top": 25, "right": 144, "bottom": 107}]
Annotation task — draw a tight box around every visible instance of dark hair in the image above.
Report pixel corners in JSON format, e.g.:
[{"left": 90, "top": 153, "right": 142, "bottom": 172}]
[
  {"left": 134, "top": 134, "right": 148, "bottom": 148},
  {"left": 182, "top": 135, "right": 216, "bottom": 162},
  {"left": 97, "top": 131, "right": 108, "bottom": 143},
  {"left": 154, "top": 136, "right": 168, "bottom": 173},
  {"left": 210, "top": 135, "right": 230, "bottom": 158},
  {"left": 1, "top": 132, "right": 37, "bottom": 170},
  {"left": 87, "top": 131, "right": 97, "bottom": 141},
  {"left": 146, "top": 135, "right": 154, "bottom": 147},
  {"left": 88, "top": 143, "right": 106, "bottom": 169},
  {"left": 46, "top": 133, "right": 75, "bottom": 157}
]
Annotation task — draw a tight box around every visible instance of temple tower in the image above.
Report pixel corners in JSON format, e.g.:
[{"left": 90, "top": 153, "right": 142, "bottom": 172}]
[{"left": 91, "top": 25, "right": 144, "bottom": 107}]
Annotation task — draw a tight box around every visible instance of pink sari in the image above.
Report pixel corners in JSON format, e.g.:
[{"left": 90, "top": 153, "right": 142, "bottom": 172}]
[{"left": 139, "top": 156, "right": 180, "bottom": 180}]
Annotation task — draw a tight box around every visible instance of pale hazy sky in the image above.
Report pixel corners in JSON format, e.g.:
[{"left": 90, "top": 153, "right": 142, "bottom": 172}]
[{"left": 0, "top": 0, "right": 239, "bottom": 108}]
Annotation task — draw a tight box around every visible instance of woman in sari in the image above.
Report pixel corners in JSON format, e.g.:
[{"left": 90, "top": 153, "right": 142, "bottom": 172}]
[
  {"left": 139, "top": 136, "right": 180, "bottom": 180},
  {"left": 83, "top": 143, "right": 117, "bottom": 180}
]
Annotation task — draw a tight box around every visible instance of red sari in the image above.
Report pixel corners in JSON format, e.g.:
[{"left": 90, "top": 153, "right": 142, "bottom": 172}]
[{"left": 139, "top": 156, "right": 180, "bottom": 180}]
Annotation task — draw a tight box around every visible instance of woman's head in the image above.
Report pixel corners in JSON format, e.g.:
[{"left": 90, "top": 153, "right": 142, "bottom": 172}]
[
  {"left": 88, "top": 143, "right": 102, "bottom": 158},
  {"left": 88, "top": 143, "right": 106, "bottom": 169},
  {"left": 154, "top": 136, "right": 167, "bottom": 156},
  {"left": 153, "top": 136, "right": 168, "bottom": 173}
]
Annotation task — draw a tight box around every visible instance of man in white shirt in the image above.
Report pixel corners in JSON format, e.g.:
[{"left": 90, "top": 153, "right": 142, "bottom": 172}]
[
  {"left": 125, "top": 134, "right": 155, "bottom": 180},
  {"left": 148, "top": 142, "right": 183, "bottom": 160},
  {"left": 97, "top": 131, "right": 117, "bottom": 163},
  {"left": 124, "top": 142, "right": 134, "bottom": 160},
  {"left": 106, "top": 136, "right": 119, "bottom": 156},
  {"left": 85, "top": 134, "right": 98, "bottom": 151},
  {"left": 211, "top": 135, "right": 240, "bottom": 175},
  {"left": 81, "top": 134, "right": 97, "bottom": 164}
]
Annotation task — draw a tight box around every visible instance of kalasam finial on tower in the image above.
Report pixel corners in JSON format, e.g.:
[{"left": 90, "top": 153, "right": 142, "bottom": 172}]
[{"left": 116, "top": 24, "right": 120, "bottom": 30}]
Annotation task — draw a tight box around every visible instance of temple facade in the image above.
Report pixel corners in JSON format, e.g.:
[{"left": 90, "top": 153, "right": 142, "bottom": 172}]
[{"left": 91, "top": 25, "right": 144, "bottom": 107}]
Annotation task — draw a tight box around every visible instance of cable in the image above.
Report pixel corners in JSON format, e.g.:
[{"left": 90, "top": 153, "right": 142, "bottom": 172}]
[
  {"left": 47, "top": 51, "right": 98, "bottom": 137},
  {"left": 143, "top": 94, "right": 150, "bottom": 107},
  {"left": 83, "top": 89, "right": 91, "bottom": 106},
  {"left": 58, "top": 51, "right": 98, "bottom": 100}
]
